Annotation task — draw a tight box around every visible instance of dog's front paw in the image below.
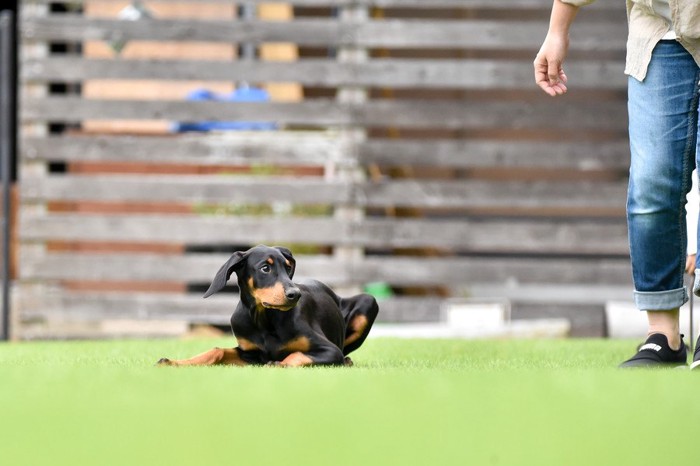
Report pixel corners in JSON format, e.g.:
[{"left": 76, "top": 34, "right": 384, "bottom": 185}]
[{"left": 344, "top": 357, "right": 354, "bottom": 367}]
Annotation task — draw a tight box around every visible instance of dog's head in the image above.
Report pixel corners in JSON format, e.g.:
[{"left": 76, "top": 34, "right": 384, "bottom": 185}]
[{"left": 203, "top": 245, "right": 300, "bottom": 311}]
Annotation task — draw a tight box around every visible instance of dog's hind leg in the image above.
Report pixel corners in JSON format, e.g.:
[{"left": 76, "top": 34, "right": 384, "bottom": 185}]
[
  {"left": 340, "top": 293, "right": 379, "bottom": 356},
  {"left": 157, "top": 347, "right": 248, "bottom": 366}
]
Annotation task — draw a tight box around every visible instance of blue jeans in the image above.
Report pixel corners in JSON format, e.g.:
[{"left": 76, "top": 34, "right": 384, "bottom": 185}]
[{"left": 627, "top": 40, "right": 700, "bottom": 311}]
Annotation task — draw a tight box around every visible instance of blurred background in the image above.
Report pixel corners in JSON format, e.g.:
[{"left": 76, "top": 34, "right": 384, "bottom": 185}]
[{"left": 2, "top": 0, "right": 644, "bottom": 341}]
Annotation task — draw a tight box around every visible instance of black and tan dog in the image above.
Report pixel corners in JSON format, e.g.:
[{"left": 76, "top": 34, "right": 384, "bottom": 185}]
[{"left": 157, "top": 245, "right": 378, "bottom": 367}]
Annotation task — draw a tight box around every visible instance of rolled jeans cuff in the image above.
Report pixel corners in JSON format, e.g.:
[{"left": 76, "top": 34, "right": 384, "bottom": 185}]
[{"left": 634, "top": 287, "right": 688, "bottom": 311}]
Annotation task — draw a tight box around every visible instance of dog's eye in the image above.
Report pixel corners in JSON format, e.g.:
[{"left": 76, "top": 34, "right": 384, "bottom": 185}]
[
  {"left": 285, "top": 265, "right": 293, "bottom": 276},
  {"left": 261, "top": 264, "right": 271, "bottom": 273}
]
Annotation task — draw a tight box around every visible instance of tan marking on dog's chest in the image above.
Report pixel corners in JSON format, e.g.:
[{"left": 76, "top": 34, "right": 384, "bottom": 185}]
[
  {"left": 237, "top": 337, "right": 262, "bottom": 352},
  {"left": 281, "top": 336, "right": 311, "bottom": 354}
]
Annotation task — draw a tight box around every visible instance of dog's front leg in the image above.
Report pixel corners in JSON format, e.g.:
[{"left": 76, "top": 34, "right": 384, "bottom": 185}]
[
  {"left": 157, "top": 347, "right": 247, "bottom": 366},
  {"left": 276, "top": 344, "right": 345, "bottom": 367},
  {"left": 276, "top": 351, "right": 314, "bottom": 367}
]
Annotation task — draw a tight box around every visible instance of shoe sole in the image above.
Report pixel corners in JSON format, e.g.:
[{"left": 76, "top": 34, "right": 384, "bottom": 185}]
[
  {"left": 619, "top": 360, "right": 688, "bottom": 369},
  {"left": 690, "top": 360, "right": 700, "bottom": 370}
]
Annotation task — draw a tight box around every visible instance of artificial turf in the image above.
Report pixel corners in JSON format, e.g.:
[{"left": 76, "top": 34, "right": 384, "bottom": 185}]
[{"left": 0, "top": 337, "right": 697, "bottom": 466}]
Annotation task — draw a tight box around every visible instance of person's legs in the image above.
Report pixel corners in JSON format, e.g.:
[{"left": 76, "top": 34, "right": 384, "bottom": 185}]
[
  {"left": 647, "top": 308, "right": 680, "bottom": 348},
  {"left": 624, "top": 41, "right": 700, "bottom": 365}
]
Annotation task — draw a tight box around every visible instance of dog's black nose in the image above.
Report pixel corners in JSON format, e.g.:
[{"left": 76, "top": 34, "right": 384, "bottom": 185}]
[{"left": 285, "top": 287, "right": 301, "bottom": 301}]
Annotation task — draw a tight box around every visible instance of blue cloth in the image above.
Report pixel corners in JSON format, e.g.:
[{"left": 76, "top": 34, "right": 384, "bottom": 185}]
[
  {"left": 172, "top": 87, "right": 277, "bottom": 132},
  {"left": 627, "top": 40, "right": 700, "bottom": 311}
]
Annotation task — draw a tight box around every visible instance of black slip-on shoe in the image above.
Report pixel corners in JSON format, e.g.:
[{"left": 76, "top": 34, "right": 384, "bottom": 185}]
[
  {"left": 690, "top": 336, "right": 700, "bottom": 370},
  {"left": 619, "top": 333, "right": 687, "bottom": 368}
]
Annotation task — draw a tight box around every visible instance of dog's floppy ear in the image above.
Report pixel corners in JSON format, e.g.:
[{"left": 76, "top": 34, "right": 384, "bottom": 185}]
[
  {"left": 275, "top": 246, "right": 296, "bottom": 279},
  {"left": 203, "top": 251, "right": 247, "bottom": 298}
]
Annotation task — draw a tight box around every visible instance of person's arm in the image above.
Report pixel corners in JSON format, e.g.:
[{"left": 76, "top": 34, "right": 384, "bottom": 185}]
[{"left": 534, "top": 0, "right": 580, "bottom": 97}]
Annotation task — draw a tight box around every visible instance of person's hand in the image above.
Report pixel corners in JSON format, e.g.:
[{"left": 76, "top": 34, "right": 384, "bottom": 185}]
[
  {"left": 686, "top": 254, "right": 696, "bottom": 275},
  {"left": 534, "top": 33, "right": 570, "bottom": 97}
]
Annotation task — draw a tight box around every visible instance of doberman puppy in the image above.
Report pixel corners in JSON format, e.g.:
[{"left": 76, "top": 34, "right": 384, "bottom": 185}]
[{"left": 157, "top": 245, "right": 379, "bottom": 367}]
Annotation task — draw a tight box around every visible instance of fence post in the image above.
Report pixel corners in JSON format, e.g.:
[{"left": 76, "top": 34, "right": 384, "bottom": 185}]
[
  {"left": 332, "top": 3, "right": 369, "bottom": 295},
  {"left": 0, "top": 9, "right": 15, "bottom": 341},
  {"left": 18, "top": 1, "right": 50, "bottom": 340}
]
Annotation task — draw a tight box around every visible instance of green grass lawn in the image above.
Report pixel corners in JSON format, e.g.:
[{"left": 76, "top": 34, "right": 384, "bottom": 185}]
[{"left": 0, "top": 337, "right": 697, "bottom": 466}]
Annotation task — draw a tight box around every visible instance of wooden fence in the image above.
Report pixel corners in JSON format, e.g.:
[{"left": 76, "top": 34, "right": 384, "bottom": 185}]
[{"left": 17, "top": 0, "right": 631, "bottom": 337}]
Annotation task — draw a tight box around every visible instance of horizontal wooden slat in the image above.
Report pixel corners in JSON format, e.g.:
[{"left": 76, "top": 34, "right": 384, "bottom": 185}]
[
  {"left": 20, "top": 175, "right": 628, "bottom": 209},
  {"left": 360, "top": 139, "right": 630, "bottom": 170},
  {"left": 19, "top": 97, "right": 339, "bottom": 127},
  {"left": 21, "top": 16, "right": 625, "bottom": 50},
  {"left": 21, "top": 57, "right": 627, "bottom": 90},
  {"left": 21, "top": 215, "right": 348, "bottom": 246},
  {"left": 20, "top": 253, "right": 632, "bottom": 286},
  {"left": 21, "top": 175, "right": 351, "bottom": 204},
  {"left": 20, "top": 0, "right": 620, "bottom": 10},
  {"left": 359, "top": 179, "right": 627, "bottom": 210},
  {"left": 21, "top": 133, "right": 349, "bottom": 166},
  {"left": 22, "top": 97, "right": 628, "bottom": 130},
  {"left": 16, "top": 289, "right": 615, "bottom": 335},
  {"left": 20, "top": 213, "right": 629, "bottom": 255},
  {"left": 17, "top": 289, "right": 442, "bottom": 324},
  {"left": 21, "top": 135, "right": 630, "bottom": 170},
  {"left": 17, "top": 283, "right": 634, "bottom": 334},
  {"left": 15, "top": 289, "right": 623, "bottom": 336}
]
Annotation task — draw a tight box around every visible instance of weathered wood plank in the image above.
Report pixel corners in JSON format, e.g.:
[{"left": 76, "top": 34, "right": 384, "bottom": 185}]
[
  {"left": 360, "top": 139, "right": 630, "bottom": 170},
  {"left": 21, "top": 97, "right": 628, "bottom": 130},
  {"left": 21, "top": 214, "right": 349, "bottom": 247},
  {"left": 20, "top": 175, "right": 628, "bottom": 209},
  {"left": 21, "top": 252, "right": 632, "bottom": 286},
  {"left": 17, "top": 289, "right": 442, "bottom": 325},
  {"left": 21, "top": 175, "right": 352, "bottom": 204},
  {"left": 18, "top": 282, "right": 634, "bottom": 328},
  {"left": 358, "top": 179, "right": 627, "bottom": 210},
  {"left": 21, "top": 134, "right": 630, "bottom": 170},
  {"left": 20, "top": 213, "right": 630, "bottom": 255},
  {"left": 21, "top": 133, "right": 349, "bottom": 166},
  {"left": 34, "top": 177, "right": 345, "bottom": 205},
  {"left": 21, "top": 16, "right": 625, "bottom": 50},
  {"left": 22, "top": 57, "right": 627, "bottom": 90},
  {"left": 14, "top": 289, "right": 613, "bottom": 335},
  {"left": 15, "top": 289, "right": 609, "bottom": 335},
  {"left": 19, "top": 97, "right": 340, "bottom": 126},
  {"left": 21, "top": 0, "right": 620, "bottom": 10}
]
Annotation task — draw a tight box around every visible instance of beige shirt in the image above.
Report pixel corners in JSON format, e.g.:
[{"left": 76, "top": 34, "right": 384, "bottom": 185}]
[
  {"left": 651, "top": 0, "right": 677, "bottom": 39},
  {"left": 562, "top": 0, "right": 700, "bottom": 81}
]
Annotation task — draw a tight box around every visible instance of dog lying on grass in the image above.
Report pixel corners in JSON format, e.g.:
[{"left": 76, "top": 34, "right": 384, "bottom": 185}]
[{"left": 158, "top": 245, "right": 379, "bottom": 367}]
